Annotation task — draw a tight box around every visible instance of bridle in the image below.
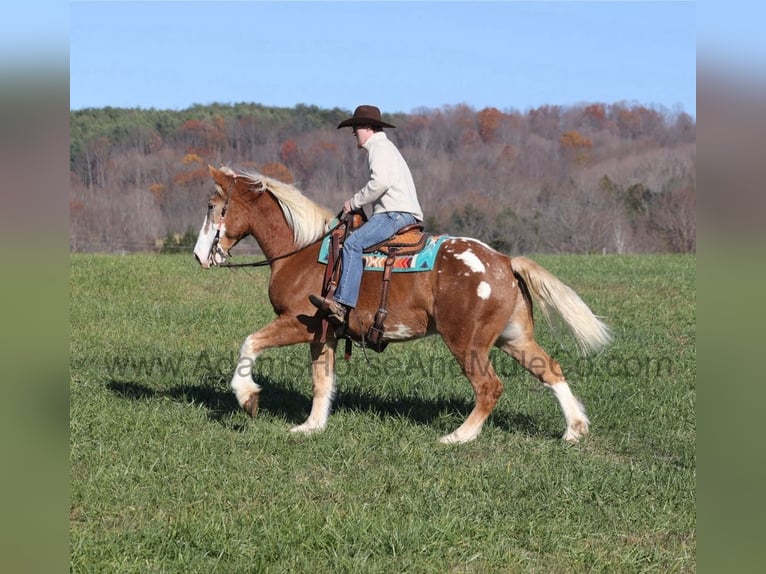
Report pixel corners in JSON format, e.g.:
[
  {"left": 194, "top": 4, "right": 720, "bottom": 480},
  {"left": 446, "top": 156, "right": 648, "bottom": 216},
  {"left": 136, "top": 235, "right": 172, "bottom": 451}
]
[{"left": 204, "top": 174, "right": 236, "bottom": 266}]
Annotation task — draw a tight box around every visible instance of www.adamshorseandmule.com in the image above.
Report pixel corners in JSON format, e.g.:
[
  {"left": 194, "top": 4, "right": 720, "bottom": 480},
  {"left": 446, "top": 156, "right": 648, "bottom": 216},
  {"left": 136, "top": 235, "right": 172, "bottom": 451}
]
[{"left": 103, "top": 349, "right": 674, "bottom": 382}]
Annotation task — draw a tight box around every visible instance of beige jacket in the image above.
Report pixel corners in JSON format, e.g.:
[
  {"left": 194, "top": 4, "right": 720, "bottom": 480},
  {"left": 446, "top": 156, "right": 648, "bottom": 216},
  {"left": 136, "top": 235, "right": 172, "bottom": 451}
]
[{"left": 350, "top": 132, "right": 424, "bottom": 221}]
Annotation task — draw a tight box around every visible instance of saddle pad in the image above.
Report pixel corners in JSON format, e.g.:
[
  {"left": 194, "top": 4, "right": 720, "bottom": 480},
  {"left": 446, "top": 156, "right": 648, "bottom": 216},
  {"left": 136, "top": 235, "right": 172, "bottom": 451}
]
[{"left": 318, "top": 234, "right": 451, "bottom": 273}]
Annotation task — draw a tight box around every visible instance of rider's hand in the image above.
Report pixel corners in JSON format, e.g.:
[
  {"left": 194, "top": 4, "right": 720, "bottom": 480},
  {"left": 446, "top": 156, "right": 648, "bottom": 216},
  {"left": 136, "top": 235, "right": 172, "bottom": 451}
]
[{"left": 343, "top": 200, "right": 353, "bottom": 214}]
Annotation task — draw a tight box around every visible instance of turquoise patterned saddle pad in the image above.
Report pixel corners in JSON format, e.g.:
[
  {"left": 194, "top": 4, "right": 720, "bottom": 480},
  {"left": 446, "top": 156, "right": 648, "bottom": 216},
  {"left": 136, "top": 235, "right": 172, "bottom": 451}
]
[{"left": 318, "top": 234, "right": 450, "bottom": 273}]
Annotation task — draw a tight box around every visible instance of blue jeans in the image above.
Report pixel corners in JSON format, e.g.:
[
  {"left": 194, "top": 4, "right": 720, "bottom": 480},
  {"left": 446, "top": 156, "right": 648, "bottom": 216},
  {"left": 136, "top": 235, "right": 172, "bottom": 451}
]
[{"left": 334, "top": 211, "right": 418, "bottom": 308}]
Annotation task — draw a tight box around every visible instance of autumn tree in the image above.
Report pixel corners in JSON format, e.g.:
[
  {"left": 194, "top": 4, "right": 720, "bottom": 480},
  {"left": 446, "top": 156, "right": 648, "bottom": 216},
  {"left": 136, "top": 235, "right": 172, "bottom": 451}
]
[
  {"left": 559, "top": 130, "right": 593, "bottom": 165},
  {"left": 178, "top": 116, "right": 226, "bottom": 157},
  {"left": 477, "top": 107, "right": 504, "bottom": 143},
  {"left": 584, "top": 103, "right": 606, "bottom": 128}
]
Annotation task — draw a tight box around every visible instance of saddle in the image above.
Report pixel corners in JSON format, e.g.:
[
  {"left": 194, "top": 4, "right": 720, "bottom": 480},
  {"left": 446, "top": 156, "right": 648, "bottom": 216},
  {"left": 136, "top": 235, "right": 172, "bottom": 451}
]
[
  {"left": 364, "top": 223, "right": 427, "bottom": 256},
  {"left": 319, "top": 211, "right": 428, "bottom": 357}
]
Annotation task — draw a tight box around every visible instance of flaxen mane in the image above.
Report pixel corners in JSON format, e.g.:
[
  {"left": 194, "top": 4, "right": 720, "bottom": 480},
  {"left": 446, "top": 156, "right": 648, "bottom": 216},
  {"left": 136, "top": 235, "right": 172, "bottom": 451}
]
[{"left": 224, "top": 167, "right": 335, "bottom": 248}]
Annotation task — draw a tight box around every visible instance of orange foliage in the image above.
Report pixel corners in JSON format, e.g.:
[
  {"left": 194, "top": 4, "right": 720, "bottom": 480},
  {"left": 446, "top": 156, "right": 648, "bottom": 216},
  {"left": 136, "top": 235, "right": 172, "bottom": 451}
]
[
  {"left": 186, "top": 147, "right": 211, "bottom": 158},
  {"left": 615, "top": 105, "right": 664, "bottom": 140},
  {"left": 180, "top": 117, "right": 226, "bottom": 155},
  {"left": 315, "top": 140, "right": 338, "bottom": 154},
  {"left": 584, "top": 104, "right": 606, "bottom": 125},
  {"left": 617, "top": 108, "right": 641, "bottom": 138},
  {"left": 183, "top": 153, "right": 203, "bottom": 165},
  {"left": 477, "top": 107, "right": 504, "bottom": 143},
  {"left": 559, "top": 130, "right": 592, "bottom": 150},
  {"left": 559, "top": 130, "right": 593, "bottom": 165},
  {"left": 280, "top": 139, "right": 299, "bottom": 164},
  {"left": 180, "top": 119, "right": 205, "bottom": 135},
  {"left": 261, "top": 162, "right": 294, "bottom": 184}
]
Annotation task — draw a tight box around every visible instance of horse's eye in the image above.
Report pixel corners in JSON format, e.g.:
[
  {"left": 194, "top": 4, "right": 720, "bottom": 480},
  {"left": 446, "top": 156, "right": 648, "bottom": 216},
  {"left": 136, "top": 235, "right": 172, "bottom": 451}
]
[{"left": 208, "top": 203, "right": 214, "bottom": 211}]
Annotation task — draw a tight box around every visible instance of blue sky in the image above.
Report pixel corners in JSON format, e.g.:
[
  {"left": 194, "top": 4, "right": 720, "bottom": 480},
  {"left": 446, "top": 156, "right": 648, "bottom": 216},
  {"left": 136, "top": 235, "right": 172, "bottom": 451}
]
[{"left": 66, "top": 1, "right": 700, "bottom": 117}]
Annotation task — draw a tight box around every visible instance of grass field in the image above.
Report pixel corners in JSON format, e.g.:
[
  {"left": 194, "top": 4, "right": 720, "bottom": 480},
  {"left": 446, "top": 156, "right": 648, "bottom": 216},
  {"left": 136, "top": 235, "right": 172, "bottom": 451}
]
[{"left": 70, "top": 253, "right": 695, "bottom": 573}]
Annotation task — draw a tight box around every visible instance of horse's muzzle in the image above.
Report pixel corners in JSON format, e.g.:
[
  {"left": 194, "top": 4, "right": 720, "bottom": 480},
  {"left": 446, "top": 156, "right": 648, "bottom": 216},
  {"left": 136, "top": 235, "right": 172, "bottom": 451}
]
[{"left": 194, "top": 251, "right": 211, "bottom": 269}]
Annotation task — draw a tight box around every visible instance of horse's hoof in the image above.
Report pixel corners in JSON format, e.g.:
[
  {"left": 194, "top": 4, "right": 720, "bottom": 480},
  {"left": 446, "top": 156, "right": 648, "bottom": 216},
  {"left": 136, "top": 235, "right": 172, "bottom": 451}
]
[
  {"left": 243, "top": 393, "right": 260, "bottom": 417},
  {"left": 439, "top": 432, "right": 476, "bottom": 444},
  {"left": 439, "top": 434, "right": 459, "bottom": 444},
  {"left": 289, "top": 423, "right": 323, "bottom": 434},
  {"left": 562, "top": 431, "right": 579, "bottom": 443},
  {"left": 562, "top": 420, "right": 589, "bottom": 442}
]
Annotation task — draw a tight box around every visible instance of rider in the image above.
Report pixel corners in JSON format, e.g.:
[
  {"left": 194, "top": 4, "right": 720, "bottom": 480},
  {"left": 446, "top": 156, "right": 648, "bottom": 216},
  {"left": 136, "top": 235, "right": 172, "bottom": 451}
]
[{"left": 310, "top": 105, "right": 424, "bottom": 325}]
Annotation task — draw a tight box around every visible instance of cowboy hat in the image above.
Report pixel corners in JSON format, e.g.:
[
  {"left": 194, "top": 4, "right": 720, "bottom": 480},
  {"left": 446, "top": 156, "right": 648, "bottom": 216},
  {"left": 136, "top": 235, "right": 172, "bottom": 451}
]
[{"left": 337, "top": 105, "right": 396, "bottom": 129}]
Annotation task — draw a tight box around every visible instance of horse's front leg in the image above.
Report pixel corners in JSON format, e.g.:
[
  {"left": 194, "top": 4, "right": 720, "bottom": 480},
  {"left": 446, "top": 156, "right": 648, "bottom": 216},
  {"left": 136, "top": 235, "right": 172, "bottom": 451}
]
[
  {"left": 230, "top": 315, "right": 312, "bottom": 417},
  {"left": 290, "top": 340, "right": 337, "bottom": 434}
]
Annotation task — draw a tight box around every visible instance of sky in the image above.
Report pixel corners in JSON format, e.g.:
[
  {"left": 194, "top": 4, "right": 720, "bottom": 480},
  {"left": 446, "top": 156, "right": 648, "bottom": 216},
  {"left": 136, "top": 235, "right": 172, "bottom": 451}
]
[{"left": 66, "top": 1, "right": 699, "bottom": 118}]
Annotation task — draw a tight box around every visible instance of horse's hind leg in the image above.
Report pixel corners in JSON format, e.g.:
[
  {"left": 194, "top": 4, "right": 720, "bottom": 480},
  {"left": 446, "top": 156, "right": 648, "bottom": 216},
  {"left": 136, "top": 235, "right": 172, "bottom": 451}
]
[
  {"left": 290, "top": 340, "right": 337, "bottom": 434},
  {"left": 499, "top": 333, "right": 589, "bottom": 442},
  {"left": 439, "top": 343, "right": 504, "bottom": 444},
  {"left": 494, "top": 284, "right": 589, "bottom": 442}
]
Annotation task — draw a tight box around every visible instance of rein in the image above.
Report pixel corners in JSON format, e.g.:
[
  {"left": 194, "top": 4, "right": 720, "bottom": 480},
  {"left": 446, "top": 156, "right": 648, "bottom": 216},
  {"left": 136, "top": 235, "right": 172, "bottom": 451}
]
[
  {"left": 219, "top": 210, "right": 347, "bottom": 269},
  {"left": 219, "top": 249, "right": 306, "bottom": 268}
]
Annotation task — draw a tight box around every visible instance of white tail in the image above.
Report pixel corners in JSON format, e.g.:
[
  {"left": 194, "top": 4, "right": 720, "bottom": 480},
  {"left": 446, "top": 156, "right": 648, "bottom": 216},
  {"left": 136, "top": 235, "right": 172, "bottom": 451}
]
[{"left": 511, "top": 256, "right": 612, "bottom": 355}]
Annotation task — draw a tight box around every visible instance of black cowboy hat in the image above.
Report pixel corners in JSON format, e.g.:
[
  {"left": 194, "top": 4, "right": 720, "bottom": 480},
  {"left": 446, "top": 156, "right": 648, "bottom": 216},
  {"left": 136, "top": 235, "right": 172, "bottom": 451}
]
[{"left": 337, "top": 105, "right": 396, "bottom": 129}]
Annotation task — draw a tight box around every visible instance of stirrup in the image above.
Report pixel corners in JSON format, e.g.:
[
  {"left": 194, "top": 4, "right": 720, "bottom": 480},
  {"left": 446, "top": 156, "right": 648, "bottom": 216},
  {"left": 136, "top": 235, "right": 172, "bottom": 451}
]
[{"left": 309, "top": 294, "right": 346, "bottom": 325}]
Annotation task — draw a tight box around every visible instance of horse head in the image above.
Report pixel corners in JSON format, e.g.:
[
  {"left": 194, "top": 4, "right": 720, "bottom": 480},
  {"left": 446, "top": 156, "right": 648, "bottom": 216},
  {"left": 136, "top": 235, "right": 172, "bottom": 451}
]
[
  {"left": 193, "top": 165, "right": 258, "bottom": 268},
  {"left": 194, "top": 165, "right": 334, "bottom": 268}
]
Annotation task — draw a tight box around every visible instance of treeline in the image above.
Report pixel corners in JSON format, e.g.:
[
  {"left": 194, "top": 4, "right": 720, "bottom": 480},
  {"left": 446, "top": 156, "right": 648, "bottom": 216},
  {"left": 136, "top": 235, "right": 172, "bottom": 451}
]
[{"left": 70, "top": 101, "right": 695, "bottom": 254}]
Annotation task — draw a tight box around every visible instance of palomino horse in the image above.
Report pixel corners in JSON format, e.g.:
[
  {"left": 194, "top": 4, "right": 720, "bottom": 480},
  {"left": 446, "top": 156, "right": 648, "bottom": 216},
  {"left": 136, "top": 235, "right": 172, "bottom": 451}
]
[{"left": 194, "top": 166, "right": 611, "bottom": 444}]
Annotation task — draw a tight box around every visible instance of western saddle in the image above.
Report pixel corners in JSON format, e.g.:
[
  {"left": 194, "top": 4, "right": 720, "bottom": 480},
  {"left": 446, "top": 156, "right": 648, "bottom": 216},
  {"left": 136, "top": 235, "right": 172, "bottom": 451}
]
[{"left": 319, "top": 211, "right": 427, "bottom": 357}]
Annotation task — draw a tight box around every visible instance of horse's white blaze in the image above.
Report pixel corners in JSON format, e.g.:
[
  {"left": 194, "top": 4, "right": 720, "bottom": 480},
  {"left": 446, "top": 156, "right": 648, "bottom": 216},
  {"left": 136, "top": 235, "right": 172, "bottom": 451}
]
[
  {"left": 546, "top": 382, "right": 589, "bottom": 442},
  {"left": 454, "top": 249, "right": 486, "bottom": 273},
  {"left": 193, "top": 215, "right": 218, "bottom": 267},
  {"left": 477, "top": 281, "right": 491, "bottom": 300}
]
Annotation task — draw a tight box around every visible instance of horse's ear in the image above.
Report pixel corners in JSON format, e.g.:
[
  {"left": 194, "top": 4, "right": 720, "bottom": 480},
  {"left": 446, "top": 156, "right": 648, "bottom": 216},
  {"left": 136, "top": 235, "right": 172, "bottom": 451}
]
[{"left": 208, "top": 165, "right": 230, "bottom": 192}]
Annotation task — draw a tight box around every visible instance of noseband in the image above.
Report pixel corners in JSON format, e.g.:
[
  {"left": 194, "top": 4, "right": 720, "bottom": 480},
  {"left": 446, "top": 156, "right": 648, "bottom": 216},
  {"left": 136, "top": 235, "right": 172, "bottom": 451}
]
[{"left": 209, "top": 176, "right": 236, "bottom": 265}]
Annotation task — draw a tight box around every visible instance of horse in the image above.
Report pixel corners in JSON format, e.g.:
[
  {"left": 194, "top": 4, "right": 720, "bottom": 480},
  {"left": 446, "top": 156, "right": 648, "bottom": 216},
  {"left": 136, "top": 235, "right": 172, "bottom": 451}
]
[{"left": 193, "top": 165, "right": 612, "bottom": 444}]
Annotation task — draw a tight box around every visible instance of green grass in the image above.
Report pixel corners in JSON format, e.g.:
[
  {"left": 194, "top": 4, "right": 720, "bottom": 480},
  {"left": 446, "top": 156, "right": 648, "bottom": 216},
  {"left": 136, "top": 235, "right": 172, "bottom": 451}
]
[{"left": 70, "top": 253, "right": 695, "bottom": 573}]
